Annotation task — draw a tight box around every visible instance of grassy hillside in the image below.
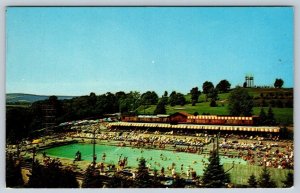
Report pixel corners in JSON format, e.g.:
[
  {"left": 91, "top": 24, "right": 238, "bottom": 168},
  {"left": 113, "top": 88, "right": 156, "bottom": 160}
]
[{"left": 137, "top": 88, "right": 293, "bottom": 125}]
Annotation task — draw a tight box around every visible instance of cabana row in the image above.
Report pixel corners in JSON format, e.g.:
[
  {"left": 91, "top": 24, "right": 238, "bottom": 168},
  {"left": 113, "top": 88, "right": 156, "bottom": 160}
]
[
  {"left": 108, "top": 122, "right": 280, "bottom": 133},
  {"left": 187, "top": 115, "right": 253, "bottom": 121}
]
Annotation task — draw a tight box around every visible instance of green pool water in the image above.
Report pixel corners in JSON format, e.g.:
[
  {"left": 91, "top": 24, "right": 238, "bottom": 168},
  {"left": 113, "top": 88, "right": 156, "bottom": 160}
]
[{"left": 42, "top": 143, "right": 246, "bottom": 175}]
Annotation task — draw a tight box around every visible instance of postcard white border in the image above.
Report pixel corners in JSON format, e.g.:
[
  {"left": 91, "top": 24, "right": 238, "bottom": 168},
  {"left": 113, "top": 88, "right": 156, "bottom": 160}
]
[{"left": 0, "top": 1, "right": 298, "bottom": 193}]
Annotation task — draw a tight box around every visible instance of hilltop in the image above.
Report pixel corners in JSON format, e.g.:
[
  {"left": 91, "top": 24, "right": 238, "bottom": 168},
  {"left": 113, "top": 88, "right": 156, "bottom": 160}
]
[{"left": 6, "top": 93, "right": 76, "bottom": 103}]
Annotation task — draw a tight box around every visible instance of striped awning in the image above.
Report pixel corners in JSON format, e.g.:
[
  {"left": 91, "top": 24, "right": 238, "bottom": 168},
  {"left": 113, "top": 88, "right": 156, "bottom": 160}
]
[{"left": 108, "top": 122, "right": 280, "bottom": 133}]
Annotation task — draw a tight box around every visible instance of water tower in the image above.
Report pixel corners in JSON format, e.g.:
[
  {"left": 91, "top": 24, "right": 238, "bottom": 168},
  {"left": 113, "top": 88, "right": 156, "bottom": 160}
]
[{"left": 245, "top": 74, "right": 254, "bottom": 87}]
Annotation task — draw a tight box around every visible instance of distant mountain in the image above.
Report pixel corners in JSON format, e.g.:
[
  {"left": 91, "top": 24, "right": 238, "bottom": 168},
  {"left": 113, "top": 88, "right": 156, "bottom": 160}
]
[{"left": 6, "top": 93, "right": 76, "bottom": 103}]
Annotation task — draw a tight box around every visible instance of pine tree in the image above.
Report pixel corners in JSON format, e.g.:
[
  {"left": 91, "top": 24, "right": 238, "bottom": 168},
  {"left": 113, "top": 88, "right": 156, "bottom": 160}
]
[
  {"left": 247, "top": 174, "right": 257, "bottom": 188},
  {"left": 135, "top": 157, "right": 151, "bottom": 188},
  {"left": 152, "top": 168, "right": 163, "bottom": 188},
  {"left": 258, "top": 166, "right": 276, "bottom": 188},
  {"left": 266, "top": 106, "right": 276, "bottom": 125},
  {"left": 154, "top": 101, "right": 166, "bottom": 114},
  {"left": 259, "top": 108, "right": 267, "bottom": 125},
  {"left": 201, "top": 137, "right": 231, "bottom": 188},
  {"left": 27, "top": 160, "right": 46, "bottom": 188},
  {"left": 282, "top": 172, "right": 293, "bottom": 188},
  {"left": 82, "top": 165, "right": 102, "bottom": 188},
  {"left": 6, "top": 153, "right": 24, "bottom": 187}
]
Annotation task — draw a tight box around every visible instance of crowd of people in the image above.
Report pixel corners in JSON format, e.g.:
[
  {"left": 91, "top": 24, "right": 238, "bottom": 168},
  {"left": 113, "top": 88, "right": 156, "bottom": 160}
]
[
  {"left": 218, "top": 139, "right": 293, "bottom": 169},
  {"left": 9, "top": 123, "right": 293, "bottom": 178},
  {"left": 68, "top": 126, "right": 293, "bottom": 170}
]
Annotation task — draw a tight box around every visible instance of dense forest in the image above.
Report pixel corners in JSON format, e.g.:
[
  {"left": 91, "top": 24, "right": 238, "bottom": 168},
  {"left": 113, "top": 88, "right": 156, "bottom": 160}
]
[{"left": 6, "top": 91, "right": 160, "bottom": 143}]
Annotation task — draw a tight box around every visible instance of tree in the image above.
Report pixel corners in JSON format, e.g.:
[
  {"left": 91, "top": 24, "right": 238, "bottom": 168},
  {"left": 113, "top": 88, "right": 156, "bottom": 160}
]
[
  {"left": 141, "top": 91, "right": 159, "bottom": 105},
  {"left": 6, "top": 107, "right": 33, "bottom": 144},
  {"left": 135, "top": 158, "right": 151, "bottom": 188},
  {"left": 247, "top": 174, "right": 257, "bottom": 188},
  {"left": 82, "top": 165, "right": 102, "bottom": 188},
  {"left": 169, "top": 91, "right": 186, "bottom": 106},
  {"left": 154, "top": 100, "right": 166, "bottom": 114},
  {"left": 160, "top": 95, "right": 168, "bottom": 105},
  {"left": 259, "top": 108, "right": 267, "bottom": 125},
  {"left": 27, "top": 159, "right": 79, "bottom": 188},
  {"left": 228, "top": 87, "right": 253, "bottom": 116},
  {"left": 27, "top": 160, "right": 46, "bottom": 188},
  {"left": 176, "top": 93, "right": 186, "bottom": 106},
  {"left": 258, "top": 167, "right": 276, "bottom": 188},
  {"left": 243, "top": 82, "right": 247, "bottom": 88},
  {"left": 201, "top": 137, "right": 231, "bottom": 188},
  {"left": 282, "top": 172, "right": 293, "bottom": 188},
  {"left": 274, "top": 78, "right": 284, "bottom": 88},
  {"left": 202, "top": 81, "right": 214, "bottom": 94},
  {"left": 190, "top": 87, "right": 201, "bottom": 106},
  {"left": 163, "top": 91, "right": 168, "bottom": 97},
  {"left": 61, "top": 168, "right": 79, "bottom": 188},
  {"left": 266, "top": 106, "right": 276, "bottom": 125},
  {"left": 115, "top": 91, "right": 126, "bottom": 101},
  {"left": 48, "top": 95, "right": 58, "bottom": 103},
  {"left": 169, "top": 91, "right": 177, "bottom": 106},
  {"left": 88, "top": 92, "right": 97, "bottom": 106},
  {"left": 203, "top": 81, "right": 214, "bottom": 102},
  {"left": 210, "top": 99, "right": 217, "bottom": 107},
  {"left": 152, "top": 168, "right": 163, "bottom": 188},
  {"left": 6, "top": 153, "right": 24, "bottom": 187},
  {"left": 119, "top": 91, "right": 141, "bottom": 113},
  {"left": 207, "top": 88, "right": 218, "bottom": 101},
  {"left": 48, "top": 95, "right": 63, "bottom": 122},
  {"left": 216, "top": 80, "right": 231, "bottom": 93}
]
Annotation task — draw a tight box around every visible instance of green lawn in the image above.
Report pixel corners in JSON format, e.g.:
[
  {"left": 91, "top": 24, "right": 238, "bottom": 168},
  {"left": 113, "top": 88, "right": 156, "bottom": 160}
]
[
  {"left": 224, "top": 163, "right": 292, "bottom": 187},
  {"left": 253, "top": 107, "right": 293, "bottom": 125}
]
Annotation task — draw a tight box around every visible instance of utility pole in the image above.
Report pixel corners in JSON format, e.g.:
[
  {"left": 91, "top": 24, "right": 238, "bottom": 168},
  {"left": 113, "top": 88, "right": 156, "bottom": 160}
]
[{"left": 92, "top": 127, "right": 96, "bottom": 168}]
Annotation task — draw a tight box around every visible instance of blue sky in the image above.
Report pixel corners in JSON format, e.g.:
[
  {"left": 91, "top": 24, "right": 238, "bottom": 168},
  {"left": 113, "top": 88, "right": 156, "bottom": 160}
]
[{"left": 6, "top": 7, "right": 294, "bottom": 96}]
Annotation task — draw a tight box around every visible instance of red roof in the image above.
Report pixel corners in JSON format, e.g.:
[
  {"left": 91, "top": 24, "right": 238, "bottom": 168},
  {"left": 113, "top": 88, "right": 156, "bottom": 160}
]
[{"left": 171, "top": 112, "right": 192, "bottom": 117}]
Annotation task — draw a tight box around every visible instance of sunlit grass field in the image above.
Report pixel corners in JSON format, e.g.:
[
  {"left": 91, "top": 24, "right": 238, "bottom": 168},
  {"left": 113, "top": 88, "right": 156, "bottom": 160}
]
[{"left": 224, "top": 163, "right": 292, "bottom": 187}]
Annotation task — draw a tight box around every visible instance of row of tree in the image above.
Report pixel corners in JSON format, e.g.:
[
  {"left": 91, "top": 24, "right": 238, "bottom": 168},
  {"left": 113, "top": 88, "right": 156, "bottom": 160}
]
[{"left": 258, "top": 99, "right": 293, "bottom": 108}]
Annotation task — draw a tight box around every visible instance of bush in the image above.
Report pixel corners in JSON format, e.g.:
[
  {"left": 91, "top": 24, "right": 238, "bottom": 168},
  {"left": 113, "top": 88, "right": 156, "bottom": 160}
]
[{"left": 210, "top": 99, "right": 217, "bottom": 107}]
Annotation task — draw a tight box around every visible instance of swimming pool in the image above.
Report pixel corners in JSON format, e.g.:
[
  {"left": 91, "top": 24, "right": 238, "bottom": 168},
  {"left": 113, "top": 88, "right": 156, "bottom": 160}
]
[{"left": 42, "top": 143, "right": 246, "bottom": 175}]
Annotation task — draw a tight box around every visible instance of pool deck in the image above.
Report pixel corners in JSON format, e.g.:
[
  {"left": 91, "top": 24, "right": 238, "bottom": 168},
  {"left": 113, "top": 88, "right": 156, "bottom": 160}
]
[{"left": 9, "top": 130, "right": 293, "bottom": 184}]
